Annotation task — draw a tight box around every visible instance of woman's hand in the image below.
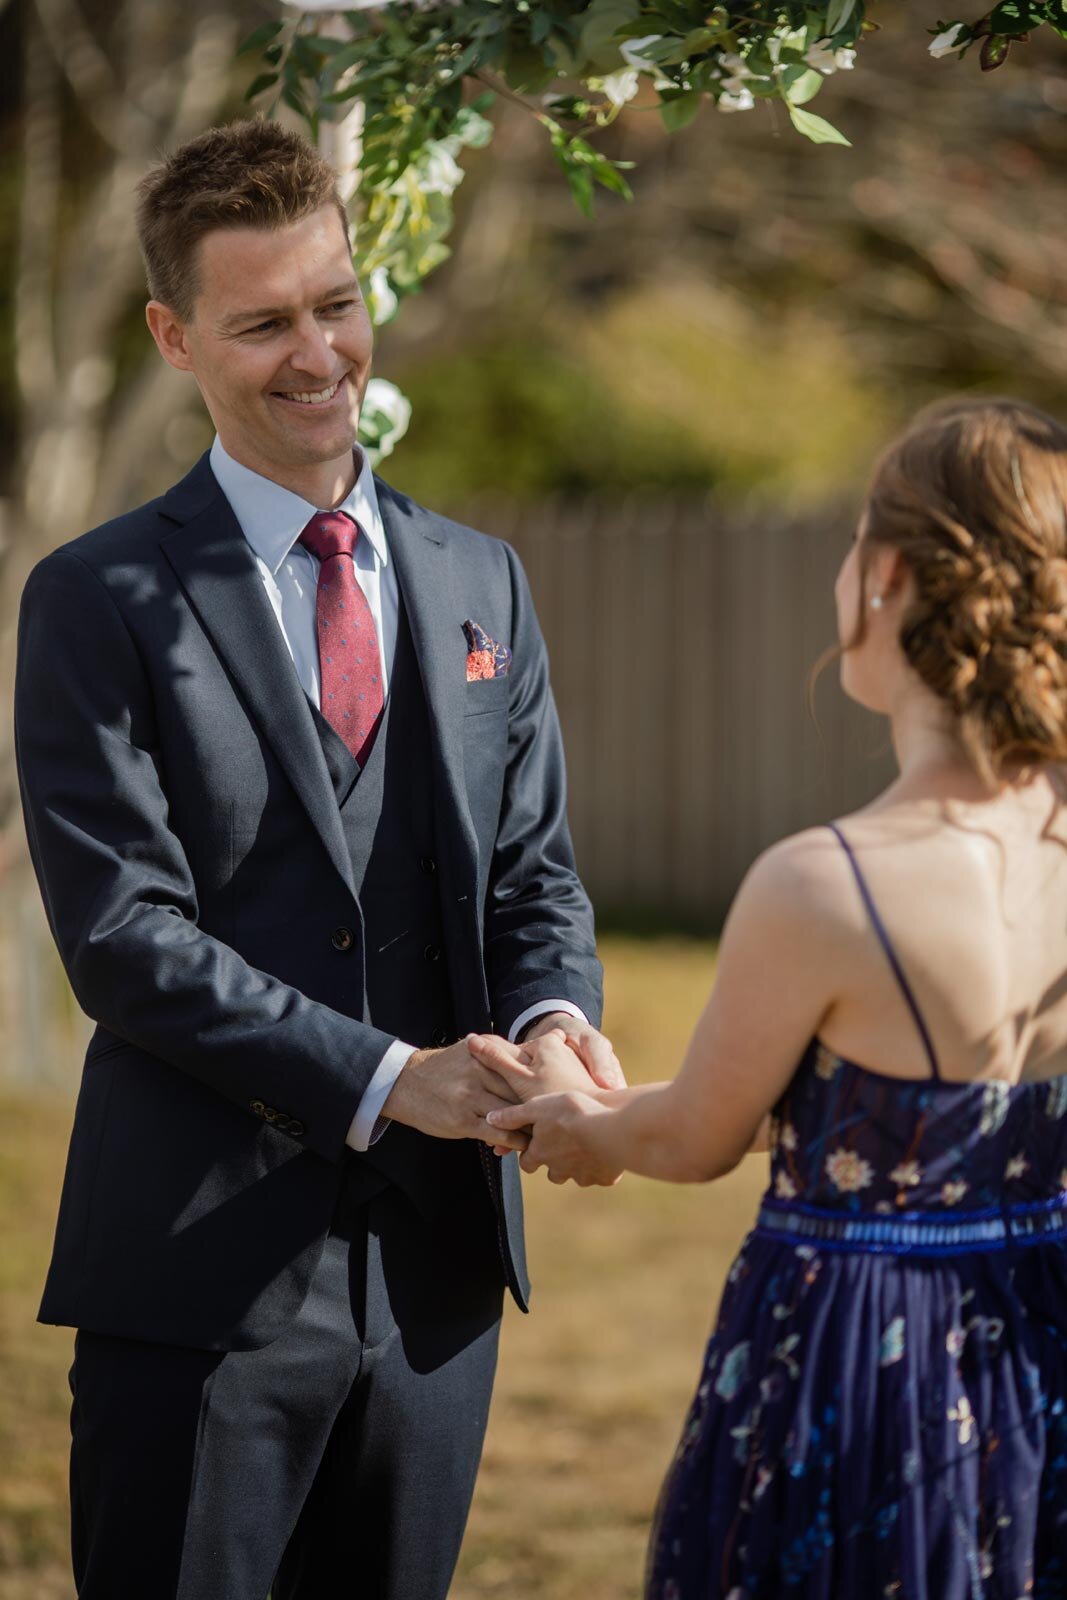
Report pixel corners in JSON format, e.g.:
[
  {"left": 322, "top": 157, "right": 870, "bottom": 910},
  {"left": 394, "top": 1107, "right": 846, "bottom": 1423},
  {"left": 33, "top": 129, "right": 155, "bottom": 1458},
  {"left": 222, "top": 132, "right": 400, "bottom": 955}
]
[
  {"left": 485, "top": 1090, "right": 624, "bottom": 1187},
  {"left": 467, "top": 1029, "right": 597, "bottom": 1102}
]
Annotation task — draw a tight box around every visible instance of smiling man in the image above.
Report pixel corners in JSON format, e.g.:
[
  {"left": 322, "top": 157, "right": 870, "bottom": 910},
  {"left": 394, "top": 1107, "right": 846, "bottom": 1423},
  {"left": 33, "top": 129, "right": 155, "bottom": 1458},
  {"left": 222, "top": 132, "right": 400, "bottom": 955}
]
[{"left": 13, "top": 120, "right": 614, "bottom": 1600}]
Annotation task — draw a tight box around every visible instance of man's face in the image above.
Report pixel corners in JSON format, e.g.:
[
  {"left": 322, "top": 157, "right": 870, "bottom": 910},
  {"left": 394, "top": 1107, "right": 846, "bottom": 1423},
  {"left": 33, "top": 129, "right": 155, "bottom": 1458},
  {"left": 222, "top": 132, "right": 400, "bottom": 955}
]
[{"left": 153, "top": 205, "right": 374, "bottom": 482}]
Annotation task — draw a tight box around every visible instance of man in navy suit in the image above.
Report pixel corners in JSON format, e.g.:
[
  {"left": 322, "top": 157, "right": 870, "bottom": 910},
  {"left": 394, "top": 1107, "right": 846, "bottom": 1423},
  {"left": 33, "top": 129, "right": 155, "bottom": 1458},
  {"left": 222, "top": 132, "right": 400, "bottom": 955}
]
[{"left": 14, "top": 119, "right": 616, "bottom": 1600}]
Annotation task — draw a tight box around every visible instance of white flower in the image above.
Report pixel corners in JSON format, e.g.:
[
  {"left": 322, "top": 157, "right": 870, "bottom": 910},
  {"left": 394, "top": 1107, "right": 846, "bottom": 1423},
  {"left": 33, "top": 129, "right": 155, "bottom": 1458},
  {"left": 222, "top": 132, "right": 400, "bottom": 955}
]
[
  {"left": 889, "top": 1160, "right": 922, "bottom": 1188},
  {"left": 941, "top": 1179, "right": 969, "bottom": 1206},
  {"left": 774, "top": 1170, "right": 797, "bottom": 1199},
  {"left": 779, "top": 1121, "right": 798, "bottom": 1151},
  {"left": 423, "top": 141, "right": 465, "bottom": 196},
  {"left": 719, "top": 52, "right": 754, "bottom": 79},
  {"left": 366, "top": 267, "right": 398, "bottom": 327},
  {"left": 825, "top": 1147, "right": 874, "bottom": 1193},
  {"left": 619, "top": 34, "right": 663, "bottom": 70},
  {"left": 358, "top": 378, "right": 412, "bottom": 463},
  {"left": 1005, "top": 1153, "right": 1028, "bottom": 1180},
  {"left": 717, "top": 87, "right": 755, "bottom": 113},
  {"left": 929, "top": 22, "right": 967, "bottom": 56},
  {"left": 598, "top": 68, "right": 640, "bottom": 106},
  {"left": 1059, "top": 1168, "right": 1067, "bottom": 1192},
  {"left": 805, "top": 39, "right": 859, "bottom": 73}
]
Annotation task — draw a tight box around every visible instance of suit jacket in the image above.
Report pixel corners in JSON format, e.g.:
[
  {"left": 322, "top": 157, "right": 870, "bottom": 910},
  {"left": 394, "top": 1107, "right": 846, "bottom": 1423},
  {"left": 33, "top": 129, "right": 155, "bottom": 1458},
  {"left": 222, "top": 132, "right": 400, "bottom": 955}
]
[{"left": 14, "top": 453, "right": 603, "bottom": 1350}]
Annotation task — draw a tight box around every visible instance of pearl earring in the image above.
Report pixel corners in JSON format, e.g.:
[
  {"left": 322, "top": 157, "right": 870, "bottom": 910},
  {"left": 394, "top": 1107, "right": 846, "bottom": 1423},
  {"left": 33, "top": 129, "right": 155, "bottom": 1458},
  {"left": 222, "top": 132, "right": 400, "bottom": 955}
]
[{"left": 870, "top": 594, "right": 884, "bottom": 611}]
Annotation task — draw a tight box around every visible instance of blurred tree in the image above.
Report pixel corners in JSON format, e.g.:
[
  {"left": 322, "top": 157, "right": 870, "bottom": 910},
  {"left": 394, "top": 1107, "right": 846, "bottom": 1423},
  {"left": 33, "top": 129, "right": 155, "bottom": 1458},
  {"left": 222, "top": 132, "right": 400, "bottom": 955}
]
[{"left": 0, "top": 0, "right": 255, "bottom": 874}]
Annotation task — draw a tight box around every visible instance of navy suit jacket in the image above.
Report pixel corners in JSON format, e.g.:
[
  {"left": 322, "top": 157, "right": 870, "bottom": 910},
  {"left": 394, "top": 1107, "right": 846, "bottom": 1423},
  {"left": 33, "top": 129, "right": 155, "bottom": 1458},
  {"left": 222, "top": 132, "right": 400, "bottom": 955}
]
[{"left": 14, "top": 453, "right": 602, "bottom": 1350}]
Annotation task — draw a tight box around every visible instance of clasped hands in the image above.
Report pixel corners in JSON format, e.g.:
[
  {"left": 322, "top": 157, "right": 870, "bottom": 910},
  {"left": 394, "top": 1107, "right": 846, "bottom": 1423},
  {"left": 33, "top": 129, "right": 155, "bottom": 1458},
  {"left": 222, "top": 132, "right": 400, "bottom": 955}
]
[{"left": 383, "top": 1014, "right": 625, "bottom": 1187}]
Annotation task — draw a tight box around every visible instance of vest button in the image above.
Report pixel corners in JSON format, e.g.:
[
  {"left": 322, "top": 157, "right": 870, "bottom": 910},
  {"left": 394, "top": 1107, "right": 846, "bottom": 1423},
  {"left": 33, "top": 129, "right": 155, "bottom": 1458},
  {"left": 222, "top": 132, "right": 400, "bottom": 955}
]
[
  {"left": 423, "top": 943, "right": 442, "bottom": 963},
  {"left": 418, "top": 856, "right": 437, "bottom": 875},
  {"left": 431, "top": 1027, "right": 450, "bottom": 1047},
  {"left": 332, "top": 926, "right": 355, "bottom": 952}
]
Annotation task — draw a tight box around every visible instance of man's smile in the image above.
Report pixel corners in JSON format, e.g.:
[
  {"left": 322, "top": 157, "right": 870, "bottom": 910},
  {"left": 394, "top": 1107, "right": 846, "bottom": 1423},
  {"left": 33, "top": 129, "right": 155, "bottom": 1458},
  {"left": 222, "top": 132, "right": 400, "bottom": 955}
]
[{"left": 271, "top": 375, "right": 347, "bottom": 408}]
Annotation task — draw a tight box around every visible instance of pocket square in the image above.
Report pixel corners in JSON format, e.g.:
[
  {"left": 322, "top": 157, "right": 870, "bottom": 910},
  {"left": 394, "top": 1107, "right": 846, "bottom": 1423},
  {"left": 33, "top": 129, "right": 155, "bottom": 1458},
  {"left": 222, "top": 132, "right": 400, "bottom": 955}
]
[{"left": 463, "top": 619, "right": 512, "bottom": 681}]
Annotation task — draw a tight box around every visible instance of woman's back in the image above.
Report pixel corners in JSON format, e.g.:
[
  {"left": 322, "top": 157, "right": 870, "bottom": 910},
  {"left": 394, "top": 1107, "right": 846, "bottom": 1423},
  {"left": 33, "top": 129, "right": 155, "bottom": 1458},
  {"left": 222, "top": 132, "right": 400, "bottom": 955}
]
[{"left": 808, "top": 774, "right": 1067, "bottom": 1088}]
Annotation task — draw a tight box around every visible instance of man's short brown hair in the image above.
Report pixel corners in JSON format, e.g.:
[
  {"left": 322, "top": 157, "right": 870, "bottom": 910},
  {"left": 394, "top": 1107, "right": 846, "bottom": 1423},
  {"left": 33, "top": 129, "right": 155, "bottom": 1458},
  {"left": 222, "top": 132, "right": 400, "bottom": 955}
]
[{"left": 136, "top": 119, "right": 349, "bottom": 321}]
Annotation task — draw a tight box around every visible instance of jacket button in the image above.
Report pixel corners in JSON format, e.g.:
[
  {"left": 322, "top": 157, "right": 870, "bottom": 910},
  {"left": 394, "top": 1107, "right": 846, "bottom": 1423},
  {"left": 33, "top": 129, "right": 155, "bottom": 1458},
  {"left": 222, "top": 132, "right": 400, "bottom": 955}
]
[
  {"left": 332, "top": 926, "right": 355, "bottom": 952},
  {"left": 431, "top": 1027, "right": 450, "bottom": 1047},
  {"left": 418, "top": 856, "right": 437, "bottom": 875},
  {"left": 423, "top": 943, "right": 442, "bottom": 963},
  {"left": 289, "top": 1121, "right": 305, "bottom": 1137},
  {"left": 250, "top": 1100, "right": 265, "bottom": 1115}
]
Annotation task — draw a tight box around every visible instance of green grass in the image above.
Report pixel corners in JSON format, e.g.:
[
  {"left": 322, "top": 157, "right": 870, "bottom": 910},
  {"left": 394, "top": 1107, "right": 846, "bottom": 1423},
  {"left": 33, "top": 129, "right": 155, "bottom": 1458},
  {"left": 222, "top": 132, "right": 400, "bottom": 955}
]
[{"left": 0, "top": 936, "right": 766, "bottom": 1598}]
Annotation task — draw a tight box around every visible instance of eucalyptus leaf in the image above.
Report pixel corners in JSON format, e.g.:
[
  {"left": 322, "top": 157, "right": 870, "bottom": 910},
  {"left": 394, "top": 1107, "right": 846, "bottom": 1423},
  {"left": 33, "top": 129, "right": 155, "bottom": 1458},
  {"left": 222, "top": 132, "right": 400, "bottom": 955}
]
[{"left": 788, "top": 104, "right": 852, "bottom": 143}]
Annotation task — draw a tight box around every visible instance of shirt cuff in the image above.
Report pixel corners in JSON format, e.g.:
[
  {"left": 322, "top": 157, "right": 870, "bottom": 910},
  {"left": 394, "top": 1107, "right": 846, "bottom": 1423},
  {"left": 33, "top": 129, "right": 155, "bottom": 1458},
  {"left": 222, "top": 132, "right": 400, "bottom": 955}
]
[
  {"left": 345, "top": 1039, "right": 417, "bottom": 1153},
  {"left": 508, "top": 1000, "right": 589, "bottom": 1045}
]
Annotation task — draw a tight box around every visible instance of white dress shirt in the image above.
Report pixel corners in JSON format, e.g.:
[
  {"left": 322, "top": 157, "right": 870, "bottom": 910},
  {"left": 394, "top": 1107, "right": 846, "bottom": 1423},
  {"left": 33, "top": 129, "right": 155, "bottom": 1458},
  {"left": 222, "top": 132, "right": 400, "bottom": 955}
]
[{"left": 210, "top": 436, "right": 587, "bottom": 1152}]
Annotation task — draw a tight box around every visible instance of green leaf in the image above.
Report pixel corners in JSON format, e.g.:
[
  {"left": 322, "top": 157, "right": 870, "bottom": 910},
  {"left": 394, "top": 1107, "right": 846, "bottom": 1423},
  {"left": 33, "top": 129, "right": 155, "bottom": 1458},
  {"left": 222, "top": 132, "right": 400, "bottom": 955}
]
[
  {"left": 659, "top": 89, "right": 702, "bottom": 130},
  {"left": 244, "top": 71, "right": 279, "bottom": 102},
  {"left": 989, "top": 0, "right": 1044, "bottom": 27},
  {"left": 780, "top": 64, "right": 824, "bottom": 103},
  {"left": 237, "top": 21, "right": 284, "bottom": 57},
  {"left": 788, "top": 105, "right": 851, "bottom": 144},
  {"left": 824, "top": 0, "right": 858, "bottom": 35}
]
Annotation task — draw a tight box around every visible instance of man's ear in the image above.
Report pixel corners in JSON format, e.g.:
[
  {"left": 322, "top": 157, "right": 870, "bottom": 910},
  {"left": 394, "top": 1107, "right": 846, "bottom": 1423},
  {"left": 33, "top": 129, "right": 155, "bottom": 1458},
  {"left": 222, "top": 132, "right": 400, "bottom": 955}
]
[{"left": 146, "top": 301, "right": 195, "bottom": 374}]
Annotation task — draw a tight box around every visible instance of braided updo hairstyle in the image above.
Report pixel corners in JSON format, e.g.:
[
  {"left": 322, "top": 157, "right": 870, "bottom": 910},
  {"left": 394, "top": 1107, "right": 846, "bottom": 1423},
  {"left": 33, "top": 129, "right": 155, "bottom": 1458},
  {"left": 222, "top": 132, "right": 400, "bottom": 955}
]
[{"left": 862, "top": 397, "right": 1067, "bottom": 780}]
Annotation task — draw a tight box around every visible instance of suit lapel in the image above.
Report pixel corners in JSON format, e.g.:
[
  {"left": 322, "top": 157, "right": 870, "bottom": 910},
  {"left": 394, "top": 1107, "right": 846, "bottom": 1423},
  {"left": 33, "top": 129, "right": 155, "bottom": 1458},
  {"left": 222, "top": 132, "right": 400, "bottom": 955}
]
[
  {"left": 376, "top": 479, "right": 480, "bottom": 896},
  {"left": 158, "top": 455, "right": 355, "bottom": 896}
]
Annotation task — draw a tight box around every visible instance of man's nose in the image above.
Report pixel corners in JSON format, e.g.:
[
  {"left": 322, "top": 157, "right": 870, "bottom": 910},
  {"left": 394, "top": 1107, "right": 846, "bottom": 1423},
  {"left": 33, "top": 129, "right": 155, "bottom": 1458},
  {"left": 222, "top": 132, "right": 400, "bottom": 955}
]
[{"left": 288, "top": 317, "right": 337, "bottom": 381}]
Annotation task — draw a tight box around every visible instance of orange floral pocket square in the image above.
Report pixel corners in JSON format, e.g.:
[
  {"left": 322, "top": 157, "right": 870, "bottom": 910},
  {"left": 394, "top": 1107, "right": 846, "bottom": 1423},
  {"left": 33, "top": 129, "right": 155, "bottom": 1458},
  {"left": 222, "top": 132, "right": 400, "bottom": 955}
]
[{"left": 463, "top": 619, "right": 512, "bottom": 681}]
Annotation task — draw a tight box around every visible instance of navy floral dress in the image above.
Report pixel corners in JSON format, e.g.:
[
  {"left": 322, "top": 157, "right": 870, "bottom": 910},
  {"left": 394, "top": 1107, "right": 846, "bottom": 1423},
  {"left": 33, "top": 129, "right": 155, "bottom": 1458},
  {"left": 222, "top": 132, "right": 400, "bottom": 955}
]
[{"left": 647, "top": 824, "right": 1067, "bottom": 1600}]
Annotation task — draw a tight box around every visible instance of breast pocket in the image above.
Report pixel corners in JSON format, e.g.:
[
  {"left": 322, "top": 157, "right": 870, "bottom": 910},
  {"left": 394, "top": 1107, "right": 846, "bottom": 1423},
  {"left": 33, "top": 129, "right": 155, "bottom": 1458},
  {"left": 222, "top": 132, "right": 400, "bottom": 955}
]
[{"left": 463, "top": 676, "right": 510, "bottom": 717}]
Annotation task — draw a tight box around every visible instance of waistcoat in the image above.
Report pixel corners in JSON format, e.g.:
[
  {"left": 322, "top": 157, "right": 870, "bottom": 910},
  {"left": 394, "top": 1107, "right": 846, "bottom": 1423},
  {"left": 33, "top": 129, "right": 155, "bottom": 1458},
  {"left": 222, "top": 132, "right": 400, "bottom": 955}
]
[{"left": 311, "top": 603, "right": 489, "bottom": 1231}]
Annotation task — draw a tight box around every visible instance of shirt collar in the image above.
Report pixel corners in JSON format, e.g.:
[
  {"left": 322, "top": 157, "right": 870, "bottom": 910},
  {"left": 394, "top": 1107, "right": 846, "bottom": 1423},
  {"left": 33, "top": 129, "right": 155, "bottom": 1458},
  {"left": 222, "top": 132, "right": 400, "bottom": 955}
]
[{"left": 209, "top": 435, "right": 389, "bottom": 575}]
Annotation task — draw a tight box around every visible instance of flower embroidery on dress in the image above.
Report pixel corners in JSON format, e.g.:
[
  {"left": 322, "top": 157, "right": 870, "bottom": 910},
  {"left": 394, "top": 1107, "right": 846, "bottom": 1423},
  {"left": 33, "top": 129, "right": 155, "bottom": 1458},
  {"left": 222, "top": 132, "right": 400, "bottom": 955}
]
[
  {"left": 825, "top": 1147, "right": 874, "bottom": 1193},
  {"left": 1005, "top": 1152, "right": 1029, "bottom": 1180},
  {"left": 941, "top": 1179, "right": 969, "bottom": 1206},
  {"left": 716, "top": 1342, "right": 751, "bottom": 1400},
  {"left": 889, "top": 1159, "right": 922, "bottom": 1188},
  {"left": 879, "top": 1317, "right": 906, "bottom": 1367},
  {"left": 948, "top": 1394, "right": 976, "bottom": 1445},
  {"left": 813, "top": 1042, "right": 841, "bottom": 1080},
  {"left": 1045, "top": 1075, "right": 1067, "bottom": 1120},
  {"left": 778, "top": 1121, "right": 798, "bottom": 1151},
  {"left": 774, "top": 1170, "right": 797, "bottom": 1200},
  {"left": 979, "top": 1080, "right": 1011, "bottom": 1137}
]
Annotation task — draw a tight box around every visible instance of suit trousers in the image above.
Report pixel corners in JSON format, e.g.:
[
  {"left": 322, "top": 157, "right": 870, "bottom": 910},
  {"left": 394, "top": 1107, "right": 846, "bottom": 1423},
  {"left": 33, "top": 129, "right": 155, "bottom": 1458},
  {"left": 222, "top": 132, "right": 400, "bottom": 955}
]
[{"left": 68, "top": 1178, "right": 504, "bottom": 1600}]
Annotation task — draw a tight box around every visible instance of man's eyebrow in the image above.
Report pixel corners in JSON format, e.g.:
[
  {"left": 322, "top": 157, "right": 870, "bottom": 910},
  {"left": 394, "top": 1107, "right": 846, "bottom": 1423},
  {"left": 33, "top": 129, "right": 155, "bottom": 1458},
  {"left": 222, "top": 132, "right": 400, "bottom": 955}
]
[{"left": 220, "top": 281, "right": 361, "bottom": 331}]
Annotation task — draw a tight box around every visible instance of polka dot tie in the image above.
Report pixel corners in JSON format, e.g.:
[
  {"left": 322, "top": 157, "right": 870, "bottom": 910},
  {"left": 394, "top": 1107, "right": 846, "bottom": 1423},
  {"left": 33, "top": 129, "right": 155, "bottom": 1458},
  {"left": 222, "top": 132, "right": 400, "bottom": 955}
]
[{"left": 298, "top": 511, "right": 384, "bottom": 766}]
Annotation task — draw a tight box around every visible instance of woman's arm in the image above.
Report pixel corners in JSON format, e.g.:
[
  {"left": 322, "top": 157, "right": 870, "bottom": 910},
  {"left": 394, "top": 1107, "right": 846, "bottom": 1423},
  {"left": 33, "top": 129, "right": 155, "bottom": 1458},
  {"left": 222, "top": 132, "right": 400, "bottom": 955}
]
[{"left": 478, "top": 828, "right": 847, "bottom": 1185}]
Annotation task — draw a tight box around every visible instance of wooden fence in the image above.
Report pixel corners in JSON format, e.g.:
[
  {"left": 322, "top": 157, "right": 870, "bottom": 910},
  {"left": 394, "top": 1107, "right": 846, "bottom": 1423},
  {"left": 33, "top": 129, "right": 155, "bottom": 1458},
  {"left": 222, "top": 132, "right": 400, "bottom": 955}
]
[
  {"left": 500, "top": 494, "right": 893, "bottom": 922},
  {"left": 0, "top": 495, "right": 894, "bottom": 1085}
]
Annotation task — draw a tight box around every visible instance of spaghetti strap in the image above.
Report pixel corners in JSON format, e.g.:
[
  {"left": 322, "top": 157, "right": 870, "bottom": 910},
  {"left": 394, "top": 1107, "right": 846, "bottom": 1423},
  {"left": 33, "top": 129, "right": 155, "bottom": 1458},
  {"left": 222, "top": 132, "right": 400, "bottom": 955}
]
[{"left": 827, "top": 822, "right": 942, "bottom": 1081}]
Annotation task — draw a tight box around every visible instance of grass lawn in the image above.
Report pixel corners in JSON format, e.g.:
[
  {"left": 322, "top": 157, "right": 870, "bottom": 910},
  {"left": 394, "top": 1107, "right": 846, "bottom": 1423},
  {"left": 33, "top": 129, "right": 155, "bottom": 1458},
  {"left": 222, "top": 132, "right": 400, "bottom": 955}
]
[{"left": 0, "top": 936, "right": 766, "bottom": 1599}]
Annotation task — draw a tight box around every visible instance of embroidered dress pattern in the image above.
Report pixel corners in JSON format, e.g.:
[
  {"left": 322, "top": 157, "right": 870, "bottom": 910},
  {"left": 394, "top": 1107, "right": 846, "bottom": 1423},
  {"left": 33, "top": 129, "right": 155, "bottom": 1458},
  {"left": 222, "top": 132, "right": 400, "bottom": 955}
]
[{"left": 646, "top": 824, "right": 1067, "bottom": 1599}]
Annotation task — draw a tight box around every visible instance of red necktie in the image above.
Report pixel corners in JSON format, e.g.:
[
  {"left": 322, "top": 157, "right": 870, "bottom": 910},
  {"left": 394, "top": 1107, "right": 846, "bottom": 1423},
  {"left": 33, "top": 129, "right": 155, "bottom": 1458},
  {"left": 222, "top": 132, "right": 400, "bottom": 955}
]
[{"left": 298, "top": 511, "right": 384, "bottom": 766}]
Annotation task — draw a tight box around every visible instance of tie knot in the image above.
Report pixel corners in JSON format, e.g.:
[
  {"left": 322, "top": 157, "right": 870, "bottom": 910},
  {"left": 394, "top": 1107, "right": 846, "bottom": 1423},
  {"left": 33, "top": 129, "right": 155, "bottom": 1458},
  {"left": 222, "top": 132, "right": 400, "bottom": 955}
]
[{"left": 299, "top": 511, "right": 359, "bottom": 562}]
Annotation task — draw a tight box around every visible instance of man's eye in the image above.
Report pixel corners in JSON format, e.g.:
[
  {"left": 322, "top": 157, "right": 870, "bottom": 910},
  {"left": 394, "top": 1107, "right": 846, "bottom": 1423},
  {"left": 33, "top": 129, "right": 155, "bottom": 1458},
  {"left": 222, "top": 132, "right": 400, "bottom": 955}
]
[
  {"left": 321, "top": 301, "right": 355, "bottom": 316},
  {"left": 245, "top": 320, "right": 280, "bottom": 335}
]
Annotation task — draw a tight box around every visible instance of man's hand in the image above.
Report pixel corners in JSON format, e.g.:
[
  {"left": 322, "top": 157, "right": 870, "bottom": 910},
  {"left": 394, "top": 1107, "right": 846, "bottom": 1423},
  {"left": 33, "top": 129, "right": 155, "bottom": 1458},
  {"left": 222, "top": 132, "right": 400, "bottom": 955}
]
[
  {"left": 381, "top": 1039, "right": 529, "bottom": 1152},
  {"left": 521, "top": 1012, "right": 625, "bottom": 1091}
]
